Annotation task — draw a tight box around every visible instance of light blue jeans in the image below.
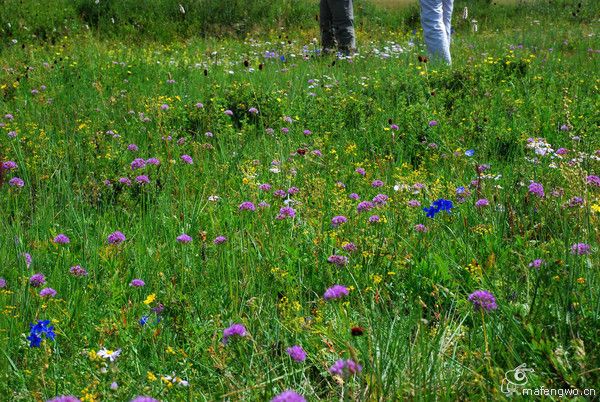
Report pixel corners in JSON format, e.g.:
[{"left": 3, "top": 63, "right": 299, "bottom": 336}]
[{"left": 420, "top": 0, "right": 453, "bottom": 64}]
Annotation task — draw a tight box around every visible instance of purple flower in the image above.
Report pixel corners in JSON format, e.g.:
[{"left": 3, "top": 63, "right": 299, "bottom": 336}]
[
  {"left": 303, "top": 129, "right": 312, "bottom": 136},
  {"left": 368, "top": 215, "right": 380, "bottom": 223},
  {"left": 119, "top": 177, "right": 132, "bottom": 186},
  {"left": 160, "top": 104, "right": 169, "bottom": 110},
  {"left": 248, "top": 107, "right": 259, "bottom": 115},
  {"left": 130, "top": 279, "right": 145, "bottom": 287},
  {"left": 2, "top": 161, "right": 17, "bottom": 170},
  {"left": 327, "top": 255, "right": 348, "bottom": 266},
  {"left": 258, "top": 201, "right": 271, "bottom": 208},
  {"left": 277, "top": 206, "right": 296, "bottom": 220},
  {"left": 131, "top": 397, "right": 159, "bottom": 402},
  {"left": 130, "top": 158, "right": 146, "bottom": 170},
  {"left": 475, "top": 199, "right": 490, "bottom": 208},
  {"left": 324, "top": 284, "right": 349, "bottom": 300},
  {"left": 342, "top": 242, "right": 357, "bottom": 252},
  {"left": 555, "top": 148, "right": 568, "bottom": 155},
  {"left": 239, "top": 201, "right": 256, "bottom": 211},
  {"left": 195, "top": 102, "right": 204, "bottom": 109},
  {"left": 586, "top": 175, "right": 600, "bottom": 187},
  {"left": 357, "top": 201, "right": 374, "bottom": 213},
  {"left": 213, "top": 236, "right": 227, "bottom": 245},
  {"left": 286, "top": 345, "right": 307, "bottom": 362},
  {"left": 372, "top": 194, "right": 388, "bottom": 205},
  {"left": 571, "top": 243, "right": 591, "bottom": 255},
  {"left": 127, "top": 144, "right": 139, "bottom": 152},
  {"left": 428, "top": 120, "right": 438, "bottom": 127},
  {"left": 70, "top": 265, "right": 88, "bottom": 276},
  {"left": 0, "top": 277, "right": 5, "bottom": 288},
  {"left": 312, "top": 149, "right": 322, "bottom": 157},
  {"left": 407, "top": 199, "right": 421, "bottom": 208},
  {"left": 53, "top": 234, "right": 70, "bottom": 244},
  {"left": 560, "top": 124, "right": 570, "bottom": 131},
  {"left": 146, "top": 158, "right": 160, "bottom": 166},
  {"left": 528, "top": 259, "right": 544, "bottom": 269},
  {"left": 224, "top": 109, "right": 234, "bottom": 116},
  {"left": 107, "top": 231, "right": 126, "bottom": 244},
  {"left": 331, "top": 215, "right": 348, "bottom": 227},
  {"left": 259, "top": 183, "right": 272, "bottom": 191},
  {"left": 274, "top": 189, "right": 287, "bottom": 198},
  {"left": 371, "top": 180, "right": 384, "bottom": 188},
  {"left": 46, "top": 396, "right": 81, "bottom": 402},
  {"left": 8, "top": 177, "right": 24, "bottom": 187},
  {"left": 390, "top": 124, "right": 399, "bottom": 131},
  {"left": 181, "top": 154, "right": 193, "bottom": 164},
  {"left": 567, "top": 196, "right": 584, "bottom": 207},
  {"left": 355, "top": 167, "right": 366, "bottom": 176},
  {"left": 39, "top": 287, "right": 57, "bottom": 298},
  {"left": 349, "top": 193, "right": 360, "bottom": 200},
  {"left": 271, "top": 390, "right": 306, "bottom": 402},
  {"left": 329, "top": 359, "right": 362, "bottom": 377},
  {"left": 528, "top": 182, "right": 545, "bottom": 198},
  {"left": 468, "top": 290, "right": 498, "bottom": 312},
  {"left": 414, "top": 224, "right": 428, "bottom": 233},
  {"left": 136, "top": 175, "right": 150, "bottom": 184},
  {"left": 223, "top": 323, "right": 247, "bottom": 344},
  {"left": 287, "top": 187, "right": 299, "bottom": 195},
  {"left": 177, "top": 234, "right": 193, "bottom": 244},
  {"left": 22, "top": 252, "right": 32, "bottom": 268}
]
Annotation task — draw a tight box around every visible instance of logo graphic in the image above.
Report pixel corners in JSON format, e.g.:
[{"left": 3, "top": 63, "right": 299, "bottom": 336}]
[{"left": 501, "top": 363, "right": 534, "bottom": 396}]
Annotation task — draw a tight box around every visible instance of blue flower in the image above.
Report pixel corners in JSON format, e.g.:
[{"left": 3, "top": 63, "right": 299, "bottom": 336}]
[
  {"left": 28, "top": 320, "right": 55, "bottom": 347},
  {"left": 139, "top": 316, "right": 150, "bottom": 326},
  {"left": 456, "top": 186, "right": 466, "bottom": 195},
  {"left": 465, "top": 149, "right": 474, "bottom": 157},
  {"left": 423, "top": 199, "right": 454, "bottom": 218}
]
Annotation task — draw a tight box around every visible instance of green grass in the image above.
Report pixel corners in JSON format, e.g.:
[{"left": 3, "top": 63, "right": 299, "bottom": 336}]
[{"left": 0, "top": 1, "right": 599, "bottom": 401}]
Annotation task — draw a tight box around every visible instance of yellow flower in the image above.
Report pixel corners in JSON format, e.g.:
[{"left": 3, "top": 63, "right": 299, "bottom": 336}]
[
  {"left": 144, "top": 293, "right": 156, "bottom": 305},
  {"left": 577, "top": 277, "right": 585, "bottom": 284},
  {"left": 147, "top": 371, "right": 157, "bottom": 381},
  {"left": 591, "top": 204, "right": 600, "bottom": 213}
]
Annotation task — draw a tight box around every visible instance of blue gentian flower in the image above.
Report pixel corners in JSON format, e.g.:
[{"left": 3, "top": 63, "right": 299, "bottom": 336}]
[
  {"left": 465, "top": 149, "right": 475, "bottom": 157},
  {"left": 27, "top": 320, "right": 55, "bottom": 347},
  {"left": 423, "top": 199, "right": 454, "bottom": 218}
]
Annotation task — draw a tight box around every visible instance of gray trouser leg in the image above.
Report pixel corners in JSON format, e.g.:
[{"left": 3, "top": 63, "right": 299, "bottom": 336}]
[
  {"left": 320, "top": 0, "right": 336, "bottom": 51},
  {"left": 328, "top": 0, "right": 355, "bottom": 52},
  {"left": 420, "top": 0, "right": 452, "bottom": 64}
]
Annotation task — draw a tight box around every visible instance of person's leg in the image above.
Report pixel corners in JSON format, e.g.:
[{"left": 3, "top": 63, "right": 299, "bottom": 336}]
[
  {"left": 330, "top": 0, "right": 356, "bottom": 54},
  {"left": 320, "top": 0, "right": 336, "bottom": 52},
  {"left": 420, "top": 0, "right": 451, "bottom": 64},
  {"left": 442, "top": 0, "right": 454, "bottom": 45}
]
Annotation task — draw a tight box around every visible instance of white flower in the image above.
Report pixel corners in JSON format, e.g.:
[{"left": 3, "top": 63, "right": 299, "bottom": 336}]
[
  {"left": 208, "top": 195, "right": 221, "bottom": 202},
  {"left": 97, "top": 348, "right": 121, "bottom": 362}
]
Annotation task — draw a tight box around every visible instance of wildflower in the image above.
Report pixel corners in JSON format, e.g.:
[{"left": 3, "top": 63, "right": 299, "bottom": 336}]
[
  {"left": 181, "top": 154, "right": 193, "bottom": 164},
  {"left": 465, "top": 149, "right": 475, "bottom": 157},
  {"left": 258, "top": 201, "right": 271, "bottom": 208},
  {"left": 324, "top": 284, "right": 349, "bottom": 300},
  {"left": 224, "top": 110, "right": 234, "bottom": 116},
  {"left": 107, "top": 231, "right": 126, "bottom": 244},
  {"left": 205, "top": 131, "right": 214, "bottom": 137},
  {"left": 160, "top": 104, "right": 169, "bottom": 110},
  {"left": 195, "top": 102, "right": 204, "bottom": 108},
  {"left": 136, "top": 175, "right": 150, "bottom": 184},
  {"left": 567, "top": 196, "right": 584, "bottom": 207},
  {"left": 2, "top": 161, "right": 17, "bottom": 170},
  {"left": 97, "top": 348, "right": 122, "bottom": 362},
  {"left": 475, "top": 198, "right": 490, "bottom": 208},
  {"left": 331, "top": 215, "right": 348, "bottom": 227},
  {"left": 423, "top": 199, "right": 454, "bottom": 218},
  {"left": 529, "top": 259, "right": 544, "bottom": 269},
  {"left": 349, "top": 193, "right": 360, "bottom": 200},
  {"left": 223, "top": 323, "right": 247, "bottom": 344},
  {"left": 208, "top": 195, "right": 220, "bottom": 202},
  {"left": 287, "top": 187, "right": 299, "bottom": 195},
  {"left": 214, "top": 236, "right": 227, "bottom": 245},
  {"left": 127, "top": 144, "right": 139, "bottom": 152},
  {"left": 146, "top": 158, "right": 160, "bottom": 166},
  {"left": 46, "top": 396, "right": 81, "bottom": 402},
  {"left": 29, "top": 273, "right": 46, "bottom": 287},
  {"left": 286, "top": 345, "right": 307, "bottom": 362},
  {"left": 342, "top": 242, "right": 357, "bottom": 252},
  {"left": 176, "top": 234, "right": 193, "bottom": 244},
  {"left": 355, "top": 167, "right": 366, "bottom": 176},
  {"left": 468, "top": 290, "right": 498, "bottom": 312},
  {"left": 259, "top": 183, "right": 272, "bottom": 191},
  {"left": 110, "top": 382, "right": 119, "bottom": 390},
  {"left": 329, "top": 359, "right": 362, "bottom": 377},
  {"left": 274, "top": 189, "right": 287, "bottom": 198},
  {"left": 239, "top": 201, "right": 256, "bottom": 211},
  {"left": 36, "top": 286, "right": 58, "bottom": 299},
  {"left": 119, "top": 177, "right": 132, "bottom": 186},
  {"left": 312, "top": 149, "right": 322, "bottom": 157},
  {"left": 428, "top": 120, "right": 438, "bottom": 127},
  {"left": 560, "top": 124, "right": 570, "bottom": 131},
  {"left": 277, "top": 206, "right": 296, "bottom": 220},
  {"left": 271, "top": 390, "right": 306, "bottom": 402},
  {"left": 407, "top": 199, "right": 421, "bottom": 208},
  {"left": 414, "top": 224, "right": 428, "bottom": 233},
  {"left": 371, "top": 180, "right": 384, "bottom": 188},
  {"left": 368, "top": 215, "right": 380, "bottom": 223},
  {"left": 327, "top": 255, "right": 348, "bottom": 266},
  {"left": 9, "top": 177, "right": 24, "bottom": 187},
  {"left": 571, "top": 243, "right": 591, "bottom": 255},
  {"left": 130, "top": 158, "right": 146, "bottom": 170},
  {"left": 22, "top": 252, "right": 32, "bottom": 268},
  {"left": 586, "top": 175, "right": 600, "bottom": 187},
  {"left": 130, "top": 279, "right": 145, "bottom": 287},
  {"left": 139, "top": 316, "right": 150, "bottom": 326},
  {"left": 528, "top": 182, "right": 545, "bottom": 198},
  {"left": 53, "top": 234, "right": 70, "bottom": 244},
  {"left": 555, "top": 148, "right": 568, "bottom": 155},
  {"left": 27, "top": 320, "right": 55, "bottom": 347},
  {"left": 357, "top": 201, "right": 374, "bottom": 213},
  {"left": 372, "top": 194, "right": 388, "bottom": 205},
  {"left": 131, "top": 397, "right": 159, "bottom": 402},
  {"left": 0, "top": 278, "right": 6, "bottom": 288},
  {"left": 390, "top": 124, "right": 399, "bottom": 130},
  {"left": 248, "top": 107, "right": 259, "bottom": 115}
]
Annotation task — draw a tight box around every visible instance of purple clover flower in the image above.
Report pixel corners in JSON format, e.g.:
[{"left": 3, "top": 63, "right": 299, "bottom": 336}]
[
  {"left": 357, "top": 201, "right": 374, "bottom": 213},
  {"left": 329, "top": 359, "right": 362, "bottom": 377},
  {"left": 223, "top": 323, "right": 247, "bottom": 344},
  {"left": 177, "top": 234, "right": 193, "bottom": 244},
  {"left": 468, "top": 290, "right": 498, "bottom": 312},
  {"left": 239, "top": 201, "right": 256, "bottom": 212},
  {"left": 107, "top": 231, "right": 126, "bottom": 245},
  {"left": 70, "top": 265, "right": 88, "bottom": 276},
  {"left": 571, "top": 243, "right": 591, "bottom": 255},
  {"left": 29, "top": 273, "right": 46, "bottom": 287},
  {"left": 131, "top": 158, "right": 146, "bottom": 170},
  {"left": 331, "top": 215, "right": 348, "bottom": 227},
  {"left": 271, "top": 390, "right": 306, "bottom": 402},
  {"left": 39, "top": 287, "right": 57, "bottom": 298},
  {"left": 286, "top": 345, "right": 307, "bottom": 362},
  {"left": 327, "top": 255, "right": 349, "bottom": 266},
  {"left": 53, "top": 234, "right": 70, "bottom": 244},
  {"left": 324, "top": 284, "right": 349, "bottom": 300},
  {"left": 475, "top": 198, "right": 490, "bottom": 208},
  {"left": 213, "top": 236, "right": 227, "bottom": 245},
  {"left": 130, "top": 279, "right": 145, "bottom": 287},
  {"left": 528, "top": 182, "right": 545, "bottom": 198},
  {"left": 181, "top": 154, "right": 193, "bottom": 164}
]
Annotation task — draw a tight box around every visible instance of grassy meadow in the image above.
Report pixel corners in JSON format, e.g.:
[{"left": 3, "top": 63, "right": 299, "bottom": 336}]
[{"left": 1, "top": 0, "right": 599, "bottom": 401}]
